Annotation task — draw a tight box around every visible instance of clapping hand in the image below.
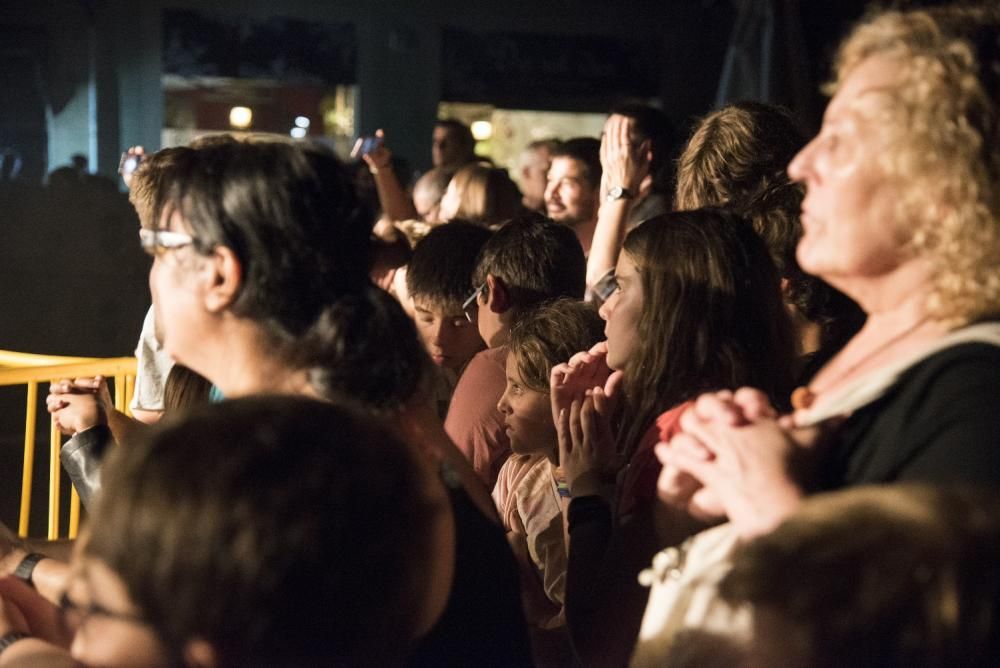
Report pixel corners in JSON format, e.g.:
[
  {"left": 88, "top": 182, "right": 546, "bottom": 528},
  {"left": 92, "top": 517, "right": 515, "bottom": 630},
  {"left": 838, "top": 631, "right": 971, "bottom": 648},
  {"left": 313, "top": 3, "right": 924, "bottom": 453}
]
[
  {"left": 550, "top": 342, "right": 624, "bottom": 497},
  {"left": 655, "top": 388, "right": 816, "bottom": 538}
]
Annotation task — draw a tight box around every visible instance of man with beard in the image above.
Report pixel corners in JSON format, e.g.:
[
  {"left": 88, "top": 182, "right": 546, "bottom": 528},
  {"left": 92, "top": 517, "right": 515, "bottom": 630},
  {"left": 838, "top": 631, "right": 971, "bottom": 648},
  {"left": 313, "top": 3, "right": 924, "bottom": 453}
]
[{"left": 544, "top": 138, "right": 601, "bottom": 255}]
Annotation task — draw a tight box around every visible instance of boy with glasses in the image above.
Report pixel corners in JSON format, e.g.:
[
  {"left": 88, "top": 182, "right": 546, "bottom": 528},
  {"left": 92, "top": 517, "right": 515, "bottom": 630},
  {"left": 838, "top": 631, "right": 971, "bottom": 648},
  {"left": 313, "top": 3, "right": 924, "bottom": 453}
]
[{"left": 445, "top": 214, "right": 586, "bottom": 487}]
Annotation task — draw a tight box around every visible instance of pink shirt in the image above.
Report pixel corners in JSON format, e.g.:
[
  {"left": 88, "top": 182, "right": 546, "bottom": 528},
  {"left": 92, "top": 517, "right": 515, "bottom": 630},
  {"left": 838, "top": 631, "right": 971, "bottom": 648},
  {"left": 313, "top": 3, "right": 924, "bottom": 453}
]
[{"left": 444, "top": 346, "right": 512, "bottom": 487}]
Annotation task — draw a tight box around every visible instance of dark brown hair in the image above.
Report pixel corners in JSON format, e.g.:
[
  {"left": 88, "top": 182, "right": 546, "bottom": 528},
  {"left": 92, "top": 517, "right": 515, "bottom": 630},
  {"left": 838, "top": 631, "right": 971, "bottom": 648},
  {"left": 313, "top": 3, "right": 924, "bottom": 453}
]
[
  {"left": 472, "top": 214, "right": 586, "bottom": 314},
  {"left": 406, "top": 221, "right": 492, "bottom": 308},
  {"left": 159, "top": 137, "right": 374, "bottom": 357},
  {"left": 722, "top": 484, "right": 1000, "bottom": 667},
  {"left": 163, "top": 364, "right": 212, "bottom": 413},
  {"left": 617, "top": 209, "right": 796, "bottom": 457},
  {"left": 88, "top": 396, "right": 443, "bottom": 667}
]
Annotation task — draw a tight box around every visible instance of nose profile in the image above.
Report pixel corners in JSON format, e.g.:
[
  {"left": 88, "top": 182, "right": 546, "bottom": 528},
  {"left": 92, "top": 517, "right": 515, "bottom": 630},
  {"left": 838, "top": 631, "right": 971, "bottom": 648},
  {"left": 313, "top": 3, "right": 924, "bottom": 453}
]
[
  {"left": 787, "top": 136, "right": 816, "bottom": 183},
  {"left": 497, "top": 389, "right": 511, "bottom": 415},
  {"left": 598, "top": 294, "right": 615, "bottom": 321}
]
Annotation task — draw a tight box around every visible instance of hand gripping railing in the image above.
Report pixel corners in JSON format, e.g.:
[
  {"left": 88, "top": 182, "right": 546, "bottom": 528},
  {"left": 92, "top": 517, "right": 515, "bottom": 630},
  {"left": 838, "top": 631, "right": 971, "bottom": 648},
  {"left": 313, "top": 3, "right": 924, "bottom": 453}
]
[{"left": 0, "top": 351, "right": 137, "bottom": 539}]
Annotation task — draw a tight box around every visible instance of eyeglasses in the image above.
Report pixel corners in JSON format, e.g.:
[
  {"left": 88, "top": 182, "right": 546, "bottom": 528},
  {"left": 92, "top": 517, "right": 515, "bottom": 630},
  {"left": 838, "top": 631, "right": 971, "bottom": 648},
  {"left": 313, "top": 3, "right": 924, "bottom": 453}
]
[
  {"left": 138, "top": 228, "right": 196, "bottom": 256},
  {"left": 590, "top": 271, "right": 620, "bottom": 303},
  {"left": 59, "top": 590, "right": 148, "bottom": 629},
  {"left": 462, "top": 283, "right": 486, "bottom": 323}
]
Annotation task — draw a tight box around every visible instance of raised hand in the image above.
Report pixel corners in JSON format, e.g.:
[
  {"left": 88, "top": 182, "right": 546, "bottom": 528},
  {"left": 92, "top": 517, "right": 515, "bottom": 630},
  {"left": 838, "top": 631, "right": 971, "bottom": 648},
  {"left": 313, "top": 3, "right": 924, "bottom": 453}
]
[
  {"left": 118, "top": 145, "right": 145, "bottom": 189},
  {"left": 550, "top": 341, "right": 612, "bottom": 424},
  {"left": 353, "top": 129, "right": 392, "bottom": 172},
  {"left": 599, "top": 114, "right": 650, "bottom": 199},
  {"left": 553, "top": 344, "right": 623, "bottom": 498}
]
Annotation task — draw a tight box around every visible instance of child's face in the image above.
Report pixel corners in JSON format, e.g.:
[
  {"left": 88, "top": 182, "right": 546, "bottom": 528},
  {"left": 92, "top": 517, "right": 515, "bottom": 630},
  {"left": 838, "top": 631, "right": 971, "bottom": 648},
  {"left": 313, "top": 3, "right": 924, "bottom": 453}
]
[
  {"left": 412, "top": 297, "right": 485, "bottom": 370},
  {"left": 497, "top": 353, "right": 557, "bottom": 456}
]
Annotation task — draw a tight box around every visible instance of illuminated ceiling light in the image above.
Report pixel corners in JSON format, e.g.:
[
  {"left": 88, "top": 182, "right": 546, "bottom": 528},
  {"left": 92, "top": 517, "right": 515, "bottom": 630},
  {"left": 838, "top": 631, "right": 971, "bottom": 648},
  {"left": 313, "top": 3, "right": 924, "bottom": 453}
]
[
  {"left": 294, "top": 116, "right": 311, "bottom": 128},
  {"left": 290, "top": 127, "right": 307, "bottom": 139},
  {"left": 229, "top": 106, "right": 253, "bottom": 129},
  {"left": 471, "top": 120, "right": 493, "bottom": 141}
]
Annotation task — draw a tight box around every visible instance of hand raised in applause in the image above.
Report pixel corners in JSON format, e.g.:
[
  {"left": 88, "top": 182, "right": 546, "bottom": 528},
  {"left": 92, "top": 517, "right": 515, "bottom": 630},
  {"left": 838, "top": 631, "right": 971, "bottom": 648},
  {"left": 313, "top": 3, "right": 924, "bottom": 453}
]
[
  {"left": 655, "top": 388, "right": 830, "bottom": 538},
  {"left": 551, "top": 341, "right": 624, "bottom": 497}
]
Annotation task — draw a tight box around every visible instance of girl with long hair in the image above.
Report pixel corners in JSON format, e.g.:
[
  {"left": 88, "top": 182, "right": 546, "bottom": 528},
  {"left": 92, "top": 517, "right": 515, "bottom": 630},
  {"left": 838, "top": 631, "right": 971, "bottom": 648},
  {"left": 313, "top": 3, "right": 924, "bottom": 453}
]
[{"left": 552, "top": 208, "right": 795, "bottom": 666}]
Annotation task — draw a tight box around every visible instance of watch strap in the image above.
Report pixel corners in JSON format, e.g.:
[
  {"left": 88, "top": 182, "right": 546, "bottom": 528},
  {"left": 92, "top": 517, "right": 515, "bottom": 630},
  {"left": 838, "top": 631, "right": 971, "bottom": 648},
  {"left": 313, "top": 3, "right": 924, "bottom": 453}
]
[
  {"left": 0, "top": 632, "right": 30, "bottom": 656},
  {"left": 606, "top": 186, "right": 634, "bottom": 201},
  {"left": 12, "top": 553, "right": 47, "bottom": 587}
]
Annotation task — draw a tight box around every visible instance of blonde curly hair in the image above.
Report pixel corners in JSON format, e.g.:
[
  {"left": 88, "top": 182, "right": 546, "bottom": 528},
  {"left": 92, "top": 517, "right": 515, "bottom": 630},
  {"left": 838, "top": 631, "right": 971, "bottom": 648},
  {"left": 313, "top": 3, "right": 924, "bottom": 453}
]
[{"left": 831, "top": 6, "right": 1000, "bottom": 324}]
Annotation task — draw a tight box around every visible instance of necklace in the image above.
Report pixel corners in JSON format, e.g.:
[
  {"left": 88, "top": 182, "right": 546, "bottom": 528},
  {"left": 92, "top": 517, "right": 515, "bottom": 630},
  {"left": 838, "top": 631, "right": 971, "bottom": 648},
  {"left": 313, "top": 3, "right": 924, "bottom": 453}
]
[{"left": 791, "top": 316, "right": 931, "bottom": 411}]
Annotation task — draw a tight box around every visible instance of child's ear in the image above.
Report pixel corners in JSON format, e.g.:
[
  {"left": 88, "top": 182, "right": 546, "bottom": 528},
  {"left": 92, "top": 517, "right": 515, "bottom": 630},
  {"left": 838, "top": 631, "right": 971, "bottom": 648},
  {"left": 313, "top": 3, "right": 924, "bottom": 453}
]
[
  {"left": 202, "top": 246, "right": 242, "bottom": 313},
  {"left": 485, "top": 274, "right": 511, "bottom": 314}
]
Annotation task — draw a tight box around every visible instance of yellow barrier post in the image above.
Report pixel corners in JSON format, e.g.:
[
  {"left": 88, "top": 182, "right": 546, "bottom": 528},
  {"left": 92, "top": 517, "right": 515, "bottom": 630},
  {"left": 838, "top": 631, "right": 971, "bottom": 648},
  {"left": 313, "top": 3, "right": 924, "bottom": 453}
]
[
  {"left": 18, "top": 383, "right": 38, "bottom": 538},
  {"left": 125, "top": 375, "right": 135, "bottom": 417},
  {"left": 69, "top": 488, "right": 81, "bottom": 539},
  {"left": 114, "top": 374, "right": 125, "bottom": 411},
  {"left": 1, "top": 354, "right": 137, "bottom": 540},
  {"left": 49, "top": 412, "right": 60, "bottom": 540}
]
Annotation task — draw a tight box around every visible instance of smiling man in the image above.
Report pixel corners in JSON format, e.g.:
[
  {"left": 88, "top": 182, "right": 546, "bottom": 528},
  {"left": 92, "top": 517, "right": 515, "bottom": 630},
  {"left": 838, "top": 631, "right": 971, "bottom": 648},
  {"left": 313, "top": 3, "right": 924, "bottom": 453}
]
[{"left": 544, "top": 138, "right": 601, "bottom": 255}]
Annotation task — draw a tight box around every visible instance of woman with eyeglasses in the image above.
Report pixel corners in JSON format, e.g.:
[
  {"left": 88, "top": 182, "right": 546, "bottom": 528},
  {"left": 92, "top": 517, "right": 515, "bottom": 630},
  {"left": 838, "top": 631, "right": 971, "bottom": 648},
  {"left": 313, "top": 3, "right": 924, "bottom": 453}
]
[
  {"left": 8, "top": 136, "right": 531, "bottom": 665},
  {"left": 550, "top": 208, "right": 796, "bottom": 665}
]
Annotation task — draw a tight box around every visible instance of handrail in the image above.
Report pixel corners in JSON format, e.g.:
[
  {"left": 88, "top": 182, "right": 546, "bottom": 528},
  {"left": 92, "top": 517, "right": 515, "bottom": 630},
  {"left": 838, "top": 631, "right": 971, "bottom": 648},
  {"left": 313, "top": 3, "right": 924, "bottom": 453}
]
[
  {"left": 0, "top": 358, "right": 138, "bottom": 385},
  {"left": 0, "top": 350, "right": 99, "bottom": 367},
  {"left": 0, "top": 354, "right": 137, "bottom": 539}
]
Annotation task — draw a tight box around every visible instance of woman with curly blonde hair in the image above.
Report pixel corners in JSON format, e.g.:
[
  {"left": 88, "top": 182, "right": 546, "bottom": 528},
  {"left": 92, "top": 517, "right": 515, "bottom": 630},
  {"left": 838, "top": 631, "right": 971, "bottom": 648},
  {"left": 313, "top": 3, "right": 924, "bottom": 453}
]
[
  {"left": 629, "top": 8, "right": 1000, "bottom": 663},
  {"left": 656, "top": 4, "right": 1000, "bottom": 543}
]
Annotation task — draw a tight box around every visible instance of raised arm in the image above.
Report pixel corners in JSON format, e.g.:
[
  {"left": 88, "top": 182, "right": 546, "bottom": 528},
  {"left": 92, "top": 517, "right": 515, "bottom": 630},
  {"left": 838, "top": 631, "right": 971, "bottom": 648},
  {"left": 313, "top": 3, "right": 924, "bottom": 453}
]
[
  {"left": 585, "top": 115, "right": 650, "bottom": 287},
  {"left": 355, "top": 130, "right": 419, "bottom": 224}
]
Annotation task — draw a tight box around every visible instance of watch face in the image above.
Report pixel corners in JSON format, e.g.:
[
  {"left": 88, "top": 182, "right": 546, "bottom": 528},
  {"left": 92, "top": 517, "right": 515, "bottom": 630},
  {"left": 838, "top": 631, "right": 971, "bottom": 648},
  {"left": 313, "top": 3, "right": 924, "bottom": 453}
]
[{"left": 607, "top": 186, "right": 631, "bottom": 201}]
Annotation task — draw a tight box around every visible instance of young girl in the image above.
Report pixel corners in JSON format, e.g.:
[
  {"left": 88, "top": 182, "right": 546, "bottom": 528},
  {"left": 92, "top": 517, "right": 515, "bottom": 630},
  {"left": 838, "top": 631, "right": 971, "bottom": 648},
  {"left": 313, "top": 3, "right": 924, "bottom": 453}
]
[
  {"left": 492, "top": 299, "right": 603, "bottom": 664},
  {"left": 553, "top": 209, "right": 796, "bottom": 665}
]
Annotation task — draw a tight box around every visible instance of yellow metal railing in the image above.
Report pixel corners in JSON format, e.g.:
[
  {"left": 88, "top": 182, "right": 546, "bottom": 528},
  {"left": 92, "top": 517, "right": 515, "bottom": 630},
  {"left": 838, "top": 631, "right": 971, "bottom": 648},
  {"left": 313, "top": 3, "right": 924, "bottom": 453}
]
[{"left": 0, "top": 351, "right": 137, "bottom": 539}]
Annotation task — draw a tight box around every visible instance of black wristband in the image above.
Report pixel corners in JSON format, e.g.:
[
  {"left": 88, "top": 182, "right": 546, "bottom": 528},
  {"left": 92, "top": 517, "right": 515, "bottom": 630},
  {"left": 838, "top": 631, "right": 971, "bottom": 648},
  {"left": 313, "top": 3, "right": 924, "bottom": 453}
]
[
  {"left": 0, "top": 632, "right": 29, "bottom": 656},
  {"left": 12, "top": 553, "right": 47, "bottom": 587}
]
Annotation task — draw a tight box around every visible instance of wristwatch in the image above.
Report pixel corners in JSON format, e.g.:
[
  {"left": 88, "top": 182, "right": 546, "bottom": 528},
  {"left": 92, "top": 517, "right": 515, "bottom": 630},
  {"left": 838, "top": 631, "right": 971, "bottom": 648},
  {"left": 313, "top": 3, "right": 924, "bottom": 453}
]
[{"left": 606, "top": 185, "right": 634, "bottom": 202}]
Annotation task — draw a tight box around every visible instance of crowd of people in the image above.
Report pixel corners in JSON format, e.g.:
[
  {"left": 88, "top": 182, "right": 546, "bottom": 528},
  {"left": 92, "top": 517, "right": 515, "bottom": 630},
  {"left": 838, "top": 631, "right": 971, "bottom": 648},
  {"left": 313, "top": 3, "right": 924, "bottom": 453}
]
[{"left": 0, "top": 4, "right": 998, "bottom": 666}]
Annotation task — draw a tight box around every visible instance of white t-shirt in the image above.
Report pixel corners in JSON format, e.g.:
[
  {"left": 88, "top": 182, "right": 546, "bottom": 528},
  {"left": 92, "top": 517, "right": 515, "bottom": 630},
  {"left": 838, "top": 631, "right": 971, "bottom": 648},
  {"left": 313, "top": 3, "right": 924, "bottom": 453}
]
[{"left": 130, "top": 306, "right": 173, "bottom": 412}]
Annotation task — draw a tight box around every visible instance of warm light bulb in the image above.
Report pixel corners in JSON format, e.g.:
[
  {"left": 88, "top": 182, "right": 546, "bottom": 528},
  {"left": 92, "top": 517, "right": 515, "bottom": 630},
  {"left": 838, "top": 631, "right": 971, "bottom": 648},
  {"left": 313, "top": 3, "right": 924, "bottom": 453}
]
[
  {"left": 471, "top": 120, "right": 493, "bottom": 141},
  {"left": 229, "top": 106, "right": 253, "bottom": 129}
]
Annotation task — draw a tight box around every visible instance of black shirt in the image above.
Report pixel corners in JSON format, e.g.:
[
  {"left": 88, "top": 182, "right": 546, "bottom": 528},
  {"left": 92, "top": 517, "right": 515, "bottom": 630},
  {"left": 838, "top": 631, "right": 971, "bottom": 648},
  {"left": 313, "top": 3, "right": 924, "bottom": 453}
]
[{"left": 828, "top": 342, "right": 1000, "bottom": 488}]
